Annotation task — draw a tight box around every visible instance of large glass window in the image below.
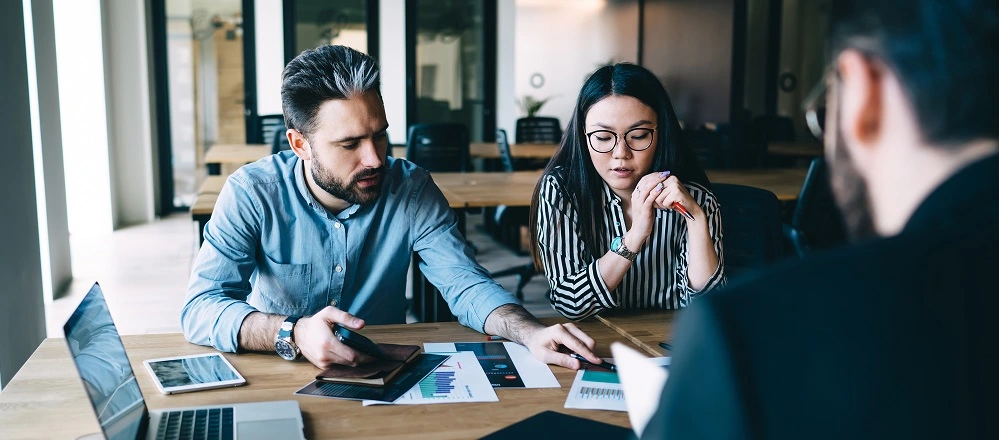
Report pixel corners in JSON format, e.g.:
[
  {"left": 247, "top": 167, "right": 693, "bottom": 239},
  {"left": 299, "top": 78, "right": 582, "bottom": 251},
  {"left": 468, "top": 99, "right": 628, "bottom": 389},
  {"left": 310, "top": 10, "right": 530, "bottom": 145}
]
[
  {"left": 410, "top": 0, "right": 492, "bottom": 142},
  {"left": 292, "top": 0, "right": 368, "bottom": 55},
  {"left": 165, "top": 0, "right": 246, "bottom": 207}
]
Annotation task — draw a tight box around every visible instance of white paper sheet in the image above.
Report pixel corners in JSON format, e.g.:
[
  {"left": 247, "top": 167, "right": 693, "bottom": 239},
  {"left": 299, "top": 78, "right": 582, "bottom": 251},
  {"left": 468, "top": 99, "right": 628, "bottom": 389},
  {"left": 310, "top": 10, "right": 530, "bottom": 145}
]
[
  {"left": 362, "top": 351, "right": 498, "bottom": 405},
  {"left": 563, "top": 349, "right": 670, "bottom": 414},
  {"left": 611, "top": 342, "right": 671, "bottom": 437},
  {"left": 563, "top": 361, "right": 627, "bottom": 411},
  {"left": 424, "top": 342, "right": 560, "bottom": 388}
]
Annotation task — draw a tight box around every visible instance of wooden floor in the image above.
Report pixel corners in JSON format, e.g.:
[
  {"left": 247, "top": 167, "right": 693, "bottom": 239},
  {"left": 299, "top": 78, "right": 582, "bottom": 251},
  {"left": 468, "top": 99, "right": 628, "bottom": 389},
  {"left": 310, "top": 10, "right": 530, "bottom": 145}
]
[{"left": 44, "top": 212, "right": 555, "bottom": 338}]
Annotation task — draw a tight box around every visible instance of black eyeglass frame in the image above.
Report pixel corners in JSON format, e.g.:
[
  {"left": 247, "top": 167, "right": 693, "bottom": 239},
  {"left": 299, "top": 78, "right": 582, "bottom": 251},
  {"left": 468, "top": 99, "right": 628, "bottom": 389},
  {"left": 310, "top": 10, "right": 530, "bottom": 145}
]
[{"left": 584, "top": 127, "right": 658, "bottom": 153}]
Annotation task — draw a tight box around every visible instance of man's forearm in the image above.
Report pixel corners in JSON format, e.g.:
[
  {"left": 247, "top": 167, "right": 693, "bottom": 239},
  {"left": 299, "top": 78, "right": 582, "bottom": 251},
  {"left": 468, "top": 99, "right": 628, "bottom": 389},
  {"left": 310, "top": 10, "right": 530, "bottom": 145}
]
[
  {"left": 237, "top": 311, "right": 287, "bottom": 352},
  {"left": 482, "top": 304, "right": 547, "bottom": 345}
]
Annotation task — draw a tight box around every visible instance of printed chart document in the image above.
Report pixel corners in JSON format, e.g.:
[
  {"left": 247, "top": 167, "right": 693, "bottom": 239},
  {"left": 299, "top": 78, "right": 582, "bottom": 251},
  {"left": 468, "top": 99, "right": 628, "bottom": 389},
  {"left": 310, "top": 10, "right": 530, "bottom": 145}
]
[
  {"left": 363, "top": 351, "right": 497, "bottom": 406},
  {"left": 564, "top": 355, "right": 670, "bottom": 412},
  {"left": 424, "top": 342, "right": 559, "bottom": 388},
  {"left": 612, "top": 342, "right": 671, "bottom": 437}
]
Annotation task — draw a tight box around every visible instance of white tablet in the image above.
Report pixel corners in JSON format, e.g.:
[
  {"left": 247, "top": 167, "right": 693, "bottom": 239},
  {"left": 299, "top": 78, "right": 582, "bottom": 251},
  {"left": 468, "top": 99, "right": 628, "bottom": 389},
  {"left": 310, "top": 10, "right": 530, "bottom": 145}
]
[{"left": 143, "top": 353, "right": 246, "bottom": 394}]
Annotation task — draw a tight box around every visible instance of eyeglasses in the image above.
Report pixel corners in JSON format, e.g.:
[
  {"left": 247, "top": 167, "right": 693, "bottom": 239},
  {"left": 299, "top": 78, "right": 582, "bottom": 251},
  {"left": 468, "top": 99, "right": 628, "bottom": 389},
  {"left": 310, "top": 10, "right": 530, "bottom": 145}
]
[
  {"left": 586, "top": 127, "right": 656, "bottom": 153},
  {"left": 803, "top": 65, "right": 836, "bottom": 140}
]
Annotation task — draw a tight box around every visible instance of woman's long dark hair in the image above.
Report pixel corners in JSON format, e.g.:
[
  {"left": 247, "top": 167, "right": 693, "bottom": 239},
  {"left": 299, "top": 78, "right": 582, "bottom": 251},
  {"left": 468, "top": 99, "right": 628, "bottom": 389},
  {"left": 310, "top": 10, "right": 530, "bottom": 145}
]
[{"left": 529, "top": 63, "right": 709, "bottom": 270}]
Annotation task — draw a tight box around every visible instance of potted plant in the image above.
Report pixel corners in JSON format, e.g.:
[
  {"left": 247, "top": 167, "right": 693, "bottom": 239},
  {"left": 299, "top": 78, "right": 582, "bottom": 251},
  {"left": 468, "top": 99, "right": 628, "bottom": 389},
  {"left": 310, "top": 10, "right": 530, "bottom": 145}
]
[{"left": 517, "top": 95, "right": 553, "bottom": 117}]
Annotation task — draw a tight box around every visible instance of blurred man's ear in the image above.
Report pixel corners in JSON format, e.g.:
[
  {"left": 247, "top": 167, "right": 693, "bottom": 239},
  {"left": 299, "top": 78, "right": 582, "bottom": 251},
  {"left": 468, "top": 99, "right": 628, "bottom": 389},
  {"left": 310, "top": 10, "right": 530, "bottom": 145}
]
[
  {"left": 836, "top": 50, "right": 884, "bottom": 147},
  {"left": 288, "top": 128, "right": 311, "bottom": 160}
]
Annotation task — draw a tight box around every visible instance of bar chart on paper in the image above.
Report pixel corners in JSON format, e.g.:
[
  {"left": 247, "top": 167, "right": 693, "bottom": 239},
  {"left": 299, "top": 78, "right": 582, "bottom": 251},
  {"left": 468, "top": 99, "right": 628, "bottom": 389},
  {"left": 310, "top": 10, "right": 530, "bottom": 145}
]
[
  {"left": 420, "top": 370, "right": 460, "bottom": 398},
  {"left": 564, "top": 369, "right": 627, "bottom": 411},
  {"left": 363, "top": 351, "right": 498, "bottom": 405}
]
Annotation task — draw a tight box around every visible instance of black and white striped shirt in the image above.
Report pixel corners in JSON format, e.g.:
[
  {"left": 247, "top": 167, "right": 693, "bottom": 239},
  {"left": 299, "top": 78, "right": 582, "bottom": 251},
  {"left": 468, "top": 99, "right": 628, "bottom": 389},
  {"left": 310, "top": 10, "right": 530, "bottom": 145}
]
[{"left": 536, "top": 174, "right": 726, "bottom": 320}]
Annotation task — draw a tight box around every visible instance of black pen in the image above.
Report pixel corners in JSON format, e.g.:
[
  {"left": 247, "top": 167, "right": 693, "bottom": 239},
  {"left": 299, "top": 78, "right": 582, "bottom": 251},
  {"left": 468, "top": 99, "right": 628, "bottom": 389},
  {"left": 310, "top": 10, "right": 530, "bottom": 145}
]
[
  {"left": 570, "top": 353, "right": 617, "bottom": 372},
  {"left": 659, "top": 341, "right": 672, "bottom": 351}
]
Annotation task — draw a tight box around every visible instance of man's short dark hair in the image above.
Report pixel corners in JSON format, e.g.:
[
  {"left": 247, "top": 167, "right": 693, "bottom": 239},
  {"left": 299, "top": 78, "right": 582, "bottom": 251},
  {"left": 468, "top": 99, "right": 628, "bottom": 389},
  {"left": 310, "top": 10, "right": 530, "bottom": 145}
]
[
  {"left": 828, "top": 0, "right": 999, "bottom": 145},
  {"left": 281, "top": 45, "right": 380, "bottom": 138}
]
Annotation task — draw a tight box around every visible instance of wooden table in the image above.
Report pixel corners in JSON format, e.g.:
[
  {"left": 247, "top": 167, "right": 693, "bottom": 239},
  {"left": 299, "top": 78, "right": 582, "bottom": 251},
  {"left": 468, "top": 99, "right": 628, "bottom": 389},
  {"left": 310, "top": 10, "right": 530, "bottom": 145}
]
[
  {"left": 204, "top": 143, "right": 270, "bottom": 175},
  {"left": 595, "top": 310, "right": 677, "bottom": 357},
  {"left": 392, "top": 142, "right": 558, "bottom": 161},
  {"left": 0, "top": 313, "right": 671, "bottom": 439},
  {"left": 708, "top": 168, "right": 807, "bottom": 201},
  {"left": 767, "top": 141, "right": 823, "bottom": 158}
]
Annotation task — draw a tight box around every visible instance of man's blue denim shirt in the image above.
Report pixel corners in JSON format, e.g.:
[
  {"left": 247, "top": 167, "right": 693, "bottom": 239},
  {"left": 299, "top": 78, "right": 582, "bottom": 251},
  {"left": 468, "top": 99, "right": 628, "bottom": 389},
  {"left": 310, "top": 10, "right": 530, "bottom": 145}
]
[{"left": 182, "top": 152, "right": 518, "bottom": 352}]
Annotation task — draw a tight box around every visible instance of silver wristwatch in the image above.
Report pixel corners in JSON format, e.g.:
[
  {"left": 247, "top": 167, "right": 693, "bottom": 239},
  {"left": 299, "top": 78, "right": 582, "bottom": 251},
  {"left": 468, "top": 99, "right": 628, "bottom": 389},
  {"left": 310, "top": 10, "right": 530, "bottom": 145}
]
[
  {"left": 275, "top": 315, "right": 302, "bottom": 361},
  {"left": 610, "top": 236, "right": 638, "bottom": 261}
]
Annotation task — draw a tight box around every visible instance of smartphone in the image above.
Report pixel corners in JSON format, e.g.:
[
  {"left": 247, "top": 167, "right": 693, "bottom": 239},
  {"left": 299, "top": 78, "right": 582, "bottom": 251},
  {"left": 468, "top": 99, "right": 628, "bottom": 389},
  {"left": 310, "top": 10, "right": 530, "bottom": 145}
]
[{"left": 332, "top": 324, "right": 387, "bottom": 359}]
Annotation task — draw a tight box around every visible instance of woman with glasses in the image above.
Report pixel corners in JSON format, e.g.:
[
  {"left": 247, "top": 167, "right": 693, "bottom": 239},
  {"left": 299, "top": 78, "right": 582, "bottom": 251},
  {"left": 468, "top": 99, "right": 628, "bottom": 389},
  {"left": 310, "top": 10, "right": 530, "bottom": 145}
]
[{"left": 529, "top": 63, "right": 724, "bottom": 320}]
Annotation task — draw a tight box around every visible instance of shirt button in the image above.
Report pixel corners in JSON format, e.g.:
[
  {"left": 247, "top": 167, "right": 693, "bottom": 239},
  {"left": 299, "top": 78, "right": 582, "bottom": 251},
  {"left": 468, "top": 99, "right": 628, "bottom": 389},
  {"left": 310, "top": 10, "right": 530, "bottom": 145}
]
[
  {"left": 335, "top": 265, "right": 343, "bottom": 272},
  {"left": 334, "top": 222, "right": 341, "bottom": 229},
  {"left": 330, "top": 299, "right": 338, "bottom": 307}
]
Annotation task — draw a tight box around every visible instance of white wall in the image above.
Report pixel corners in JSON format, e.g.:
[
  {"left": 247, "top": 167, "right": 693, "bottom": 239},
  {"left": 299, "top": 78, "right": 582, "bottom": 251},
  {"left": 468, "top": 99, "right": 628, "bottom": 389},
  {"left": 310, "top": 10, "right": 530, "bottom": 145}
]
[
  {"left": 1, "top": 0, "right": 47, "bottom": 390},
  {"left": 103, "top": 0, "right": 157, "bottom": 227},
  {"left": 26, "top": 0, "right": 73, "bottom": 301},
  {"left": 255, "top": 0, "right": 284, "bottom": 116},
  {"left": 514, "top": 0, "right": 639, "bottom": 132},
  {"left": 380, "top": 0, "right": 406, "bottom": 144}
]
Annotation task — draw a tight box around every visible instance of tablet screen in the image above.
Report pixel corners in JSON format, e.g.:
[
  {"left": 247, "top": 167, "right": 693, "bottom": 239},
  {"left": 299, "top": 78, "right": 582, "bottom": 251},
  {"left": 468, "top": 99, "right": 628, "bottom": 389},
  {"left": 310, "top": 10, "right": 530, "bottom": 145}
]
[{"left": 145, "top": 353, "right": 244, "bottom": 392}]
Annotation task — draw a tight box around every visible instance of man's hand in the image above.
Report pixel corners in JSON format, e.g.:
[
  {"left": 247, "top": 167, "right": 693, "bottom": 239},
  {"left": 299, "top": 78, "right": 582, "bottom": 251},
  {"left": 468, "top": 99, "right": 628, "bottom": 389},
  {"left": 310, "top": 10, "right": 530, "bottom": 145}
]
[
  {"left": 522, "top": 322, "right": 600, "bottom": 370},
  {"left": 294, "top": 306, "right": 375, "bottom": 369}
]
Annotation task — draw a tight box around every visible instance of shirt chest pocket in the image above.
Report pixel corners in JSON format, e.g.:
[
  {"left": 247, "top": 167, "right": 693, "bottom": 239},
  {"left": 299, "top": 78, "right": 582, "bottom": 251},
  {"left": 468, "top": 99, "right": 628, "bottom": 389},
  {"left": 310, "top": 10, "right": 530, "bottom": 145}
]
[{"left": 255, "top": 254, "right": 313, "bottom": 313}]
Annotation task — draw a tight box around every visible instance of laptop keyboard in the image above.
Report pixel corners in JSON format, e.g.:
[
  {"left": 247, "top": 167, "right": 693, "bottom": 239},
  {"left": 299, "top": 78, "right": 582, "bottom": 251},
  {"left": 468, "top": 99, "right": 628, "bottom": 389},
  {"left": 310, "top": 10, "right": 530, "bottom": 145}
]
[{"left": 155, "top": 407, "right": 234, "bottom": 440}]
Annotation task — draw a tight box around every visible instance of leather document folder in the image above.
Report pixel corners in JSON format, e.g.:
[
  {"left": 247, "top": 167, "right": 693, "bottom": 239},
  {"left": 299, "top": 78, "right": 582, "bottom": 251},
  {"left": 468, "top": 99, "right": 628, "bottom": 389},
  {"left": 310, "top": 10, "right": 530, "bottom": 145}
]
[{"left": 315, "top": 343, "right": 421, "bottom": 386}]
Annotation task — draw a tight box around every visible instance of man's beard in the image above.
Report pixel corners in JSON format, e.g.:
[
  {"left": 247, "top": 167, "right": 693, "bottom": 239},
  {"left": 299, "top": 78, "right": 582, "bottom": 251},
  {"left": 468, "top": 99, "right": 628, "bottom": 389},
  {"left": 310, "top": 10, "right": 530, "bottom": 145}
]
[
  {"left": 828, "top": 122, "right": 877, "bottom": 241},
  {"left": 311, "top": 157, "right": 385, "bottom": 205}
]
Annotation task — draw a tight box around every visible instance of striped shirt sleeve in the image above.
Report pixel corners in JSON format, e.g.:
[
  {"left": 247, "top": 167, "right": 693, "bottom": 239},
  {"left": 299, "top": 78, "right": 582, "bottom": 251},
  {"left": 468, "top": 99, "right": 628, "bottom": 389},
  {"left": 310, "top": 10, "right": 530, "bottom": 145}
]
[
  {"left": 536, "top": 175, "right": 617, "bottom": 320},
  {"left": 674, "top": 183, "right": 727, "bottom": 302}
]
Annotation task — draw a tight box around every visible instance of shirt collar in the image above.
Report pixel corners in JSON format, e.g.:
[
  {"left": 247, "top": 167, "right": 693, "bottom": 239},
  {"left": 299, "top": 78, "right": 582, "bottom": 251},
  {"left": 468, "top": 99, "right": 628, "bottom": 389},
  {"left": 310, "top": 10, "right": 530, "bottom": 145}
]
[
  {"left": 903, "top": 152, "right": 999, "bottom": 234},
  {"left": 601, "top": 180, "right": 622, "bottom": 207}
]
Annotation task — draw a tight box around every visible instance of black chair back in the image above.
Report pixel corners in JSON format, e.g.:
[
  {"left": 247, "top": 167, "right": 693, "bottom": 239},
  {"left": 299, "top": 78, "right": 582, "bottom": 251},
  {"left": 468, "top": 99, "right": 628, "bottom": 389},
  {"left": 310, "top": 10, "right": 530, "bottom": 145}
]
[
  {"left": 515, "top": 117, "right": 562, "bottom": 144},
  {"left": 712, "top": 183, "right": 785, "bottom": 281},
  {"left": 405, "top": 123, "right": 470, "bottom": 172},
  {"left": 258, "top": 114, "right": 285, "bottom": 144},
  {"left": 270, "top": 123, "right": 292, "bottom": 154},
  {"left": 496, "top": 129, "right": 515, "bottom": 172},
  {"left": 786, "top": 158, "right": 847, "bottom": 256}
]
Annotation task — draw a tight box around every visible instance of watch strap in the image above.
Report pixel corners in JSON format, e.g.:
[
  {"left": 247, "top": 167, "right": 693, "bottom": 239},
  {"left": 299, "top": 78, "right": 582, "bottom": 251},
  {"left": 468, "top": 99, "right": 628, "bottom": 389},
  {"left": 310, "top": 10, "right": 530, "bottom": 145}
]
[{"left": 611, "top": 237, "right": 638, "bottom": 261}]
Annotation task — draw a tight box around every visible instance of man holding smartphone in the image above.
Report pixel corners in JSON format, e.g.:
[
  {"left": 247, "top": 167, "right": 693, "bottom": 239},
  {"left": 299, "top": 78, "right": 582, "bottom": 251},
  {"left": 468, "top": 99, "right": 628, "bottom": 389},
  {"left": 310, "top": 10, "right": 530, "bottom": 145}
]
[{"left": 181, "top": 45, "right": 601, "bottom": 371}]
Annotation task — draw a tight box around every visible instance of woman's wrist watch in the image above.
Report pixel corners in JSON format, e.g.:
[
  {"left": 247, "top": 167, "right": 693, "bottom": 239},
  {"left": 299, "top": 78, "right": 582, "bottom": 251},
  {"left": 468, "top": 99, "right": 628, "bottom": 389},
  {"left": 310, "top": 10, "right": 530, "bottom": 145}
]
[
  {"left": 275, "top": 315, "right": 302, "bottom": 361},
  {"left": 610, "top": 236, "right": 638, "bottom": 261}
]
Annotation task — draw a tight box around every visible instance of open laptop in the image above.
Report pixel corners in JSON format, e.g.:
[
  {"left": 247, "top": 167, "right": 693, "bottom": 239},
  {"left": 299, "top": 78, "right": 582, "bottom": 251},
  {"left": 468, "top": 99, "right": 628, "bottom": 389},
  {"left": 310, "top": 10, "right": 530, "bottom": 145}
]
[{"left": 64, "top": 283, "right": 306, "bottom": 440}]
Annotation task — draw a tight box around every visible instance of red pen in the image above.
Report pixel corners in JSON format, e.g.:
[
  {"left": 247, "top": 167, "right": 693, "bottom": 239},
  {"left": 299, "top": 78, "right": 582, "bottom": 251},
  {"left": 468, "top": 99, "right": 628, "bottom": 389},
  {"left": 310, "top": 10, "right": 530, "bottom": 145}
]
[{"left": 671, "top": 202, "right": 696, "bottom": 221}]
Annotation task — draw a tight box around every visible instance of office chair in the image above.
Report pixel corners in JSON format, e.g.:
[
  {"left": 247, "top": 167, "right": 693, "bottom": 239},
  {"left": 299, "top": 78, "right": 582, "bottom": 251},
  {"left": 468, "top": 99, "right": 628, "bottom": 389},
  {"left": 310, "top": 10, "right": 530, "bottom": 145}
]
[
  {"left": 515, "top": 117, "right": 563, "bottom": 144},
  {"left": 784, "top": 158, "right": 847, "bottom": 257},
  {"left": 712, "top": 183, "right": 785, "bottom": 282},
  {"left": 404, "top": 123, "right": 470, "bottom": 172},
  {"left": 258, "top": 114, "right": 285, "bottom": 143},
  {"left": 270, "top": 122, "right": 291, "bottom": 154},
  {"left": 488, "top": 129, "right": 538, "bottom": 300}
]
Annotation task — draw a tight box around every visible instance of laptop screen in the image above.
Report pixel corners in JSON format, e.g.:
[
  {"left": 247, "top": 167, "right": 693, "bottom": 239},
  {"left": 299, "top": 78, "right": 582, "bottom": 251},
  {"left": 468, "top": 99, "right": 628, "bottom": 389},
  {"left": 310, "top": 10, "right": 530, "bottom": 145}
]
[{"left": 64, "top": 283, "right": 147, "bottom": 440}]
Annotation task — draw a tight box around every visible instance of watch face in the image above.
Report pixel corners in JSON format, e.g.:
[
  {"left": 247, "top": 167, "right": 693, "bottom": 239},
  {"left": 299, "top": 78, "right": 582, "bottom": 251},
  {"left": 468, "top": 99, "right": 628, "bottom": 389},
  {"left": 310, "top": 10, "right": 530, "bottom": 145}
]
[
  {"left": 610, "top": 236, "right": 622, "bottom": 251},
  {"left": 275, "top": 340, "right": 297, "bottom": 360}
]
